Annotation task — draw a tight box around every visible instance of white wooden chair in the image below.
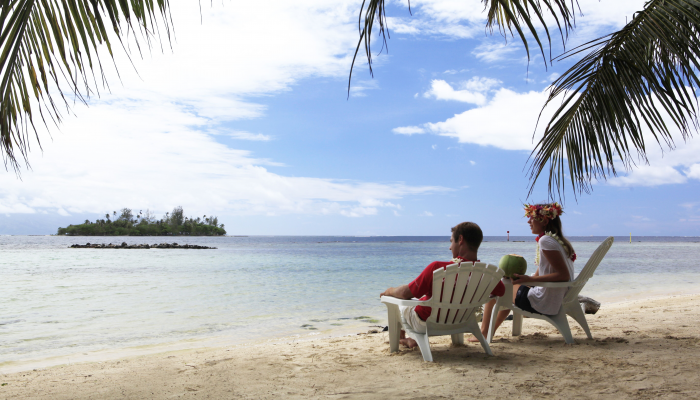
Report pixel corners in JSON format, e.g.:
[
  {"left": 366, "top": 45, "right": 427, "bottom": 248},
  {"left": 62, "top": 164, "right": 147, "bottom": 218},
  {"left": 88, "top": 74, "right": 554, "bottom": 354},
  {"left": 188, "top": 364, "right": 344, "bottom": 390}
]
[
  {"left": 487, "top": 236, "right": 614, "bottom": 344},
  {"left": 381, "top": 262, "right": 504, "bottom": 362}
]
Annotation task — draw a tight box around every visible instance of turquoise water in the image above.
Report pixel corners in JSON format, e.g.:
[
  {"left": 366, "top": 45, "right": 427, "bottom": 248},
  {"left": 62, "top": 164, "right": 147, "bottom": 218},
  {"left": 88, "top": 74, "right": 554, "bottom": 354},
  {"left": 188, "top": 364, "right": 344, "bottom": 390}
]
[{"left": 1, "top": 235, "right": 698, "bottom": 369}]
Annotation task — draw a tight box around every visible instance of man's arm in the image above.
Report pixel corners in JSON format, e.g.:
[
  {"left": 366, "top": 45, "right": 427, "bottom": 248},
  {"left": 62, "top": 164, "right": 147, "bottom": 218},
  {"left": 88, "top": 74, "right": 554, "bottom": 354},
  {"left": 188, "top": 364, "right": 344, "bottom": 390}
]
[{"left": 380, "top": 284, "right": 414, "bottom": 300}]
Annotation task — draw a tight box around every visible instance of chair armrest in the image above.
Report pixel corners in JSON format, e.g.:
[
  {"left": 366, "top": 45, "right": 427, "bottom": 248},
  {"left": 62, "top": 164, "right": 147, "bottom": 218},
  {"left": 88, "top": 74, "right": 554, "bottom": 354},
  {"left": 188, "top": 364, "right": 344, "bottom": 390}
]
[
  {"left": 380, "top": 296, "right": 427, "bottom": 307},
  {"left": 525, "top": 281, "right": 574, "bottom": 288}
]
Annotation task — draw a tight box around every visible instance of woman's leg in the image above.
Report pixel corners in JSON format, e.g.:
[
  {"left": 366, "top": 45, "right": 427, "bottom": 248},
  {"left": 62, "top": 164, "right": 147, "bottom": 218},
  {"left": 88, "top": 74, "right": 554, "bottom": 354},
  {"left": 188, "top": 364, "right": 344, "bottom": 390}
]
[{"left": 469, "top": 284, "right": 521, "bottom": 342}]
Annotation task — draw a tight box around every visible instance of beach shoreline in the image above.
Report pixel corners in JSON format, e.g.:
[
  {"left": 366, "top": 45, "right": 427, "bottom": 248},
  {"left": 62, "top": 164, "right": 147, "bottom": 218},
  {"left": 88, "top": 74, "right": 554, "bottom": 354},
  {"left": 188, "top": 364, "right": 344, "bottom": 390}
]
[
  {"left": 2, "top": 293, "right": 699, "bottom": 399},
  {"left": 3, "top": 289, "right": 698, "bottom": 376}
]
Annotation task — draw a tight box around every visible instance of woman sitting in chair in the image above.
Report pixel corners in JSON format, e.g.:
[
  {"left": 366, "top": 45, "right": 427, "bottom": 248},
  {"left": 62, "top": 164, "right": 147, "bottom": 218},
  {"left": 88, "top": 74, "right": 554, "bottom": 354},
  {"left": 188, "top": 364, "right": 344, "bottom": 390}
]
[{"left": 471, "top": 202, "right": 576, "bottom": 341}]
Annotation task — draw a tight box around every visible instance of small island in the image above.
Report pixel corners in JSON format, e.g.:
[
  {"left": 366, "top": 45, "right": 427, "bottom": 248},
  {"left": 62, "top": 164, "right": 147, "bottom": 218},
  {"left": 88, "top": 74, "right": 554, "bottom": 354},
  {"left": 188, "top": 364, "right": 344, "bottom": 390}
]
[{"left": 57, "top": 207, "right": 226, "bottom": 236}]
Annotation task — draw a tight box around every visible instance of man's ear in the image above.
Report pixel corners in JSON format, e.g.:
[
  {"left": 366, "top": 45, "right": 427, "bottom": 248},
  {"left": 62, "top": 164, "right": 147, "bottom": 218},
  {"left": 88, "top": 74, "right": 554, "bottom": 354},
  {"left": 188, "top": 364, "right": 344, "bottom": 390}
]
[{"left": 457, "top": 235, "right": 465, "bottom": 245}]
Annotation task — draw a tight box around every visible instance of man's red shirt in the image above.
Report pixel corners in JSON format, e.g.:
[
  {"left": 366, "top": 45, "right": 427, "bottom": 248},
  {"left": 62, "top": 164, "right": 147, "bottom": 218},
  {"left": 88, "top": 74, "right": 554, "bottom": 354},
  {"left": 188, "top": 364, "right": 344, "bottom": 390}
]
[{"left": 408, "top": 260, "right": 506, "bottom": 321}]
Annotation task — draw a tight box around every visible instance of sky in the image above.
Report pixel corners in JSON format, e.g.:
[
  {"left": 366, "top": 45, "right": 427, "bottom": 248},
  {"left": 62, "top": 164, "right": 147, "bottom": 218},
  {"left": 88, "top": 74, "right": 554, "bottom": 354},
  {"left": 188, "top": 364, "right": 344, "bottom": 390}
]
[{"left": 1, "top": 0, "right": 699, "bottom": 236}]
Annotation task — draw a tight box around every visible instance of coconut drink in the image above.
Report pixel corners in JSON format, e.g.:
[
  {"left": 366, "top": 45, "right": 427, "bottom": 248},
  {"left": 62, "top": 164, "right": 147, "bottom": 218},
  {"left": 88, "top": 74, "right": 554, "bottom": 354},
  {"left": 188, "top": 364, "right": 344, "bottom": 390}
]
[{"left": 498, "top": 254, "right": 527, "bottom": 278}]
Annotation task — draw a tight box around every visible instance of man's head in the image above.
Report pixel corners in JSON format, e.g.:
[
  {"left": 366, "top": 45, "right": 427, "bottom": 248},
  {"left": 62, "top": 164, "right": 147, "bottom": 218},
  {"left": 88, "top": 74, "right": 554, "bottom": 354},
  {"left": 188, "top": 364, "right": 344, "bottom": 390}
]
[{"left": 450, "top": 222, "right": 483, "bottom": 257}]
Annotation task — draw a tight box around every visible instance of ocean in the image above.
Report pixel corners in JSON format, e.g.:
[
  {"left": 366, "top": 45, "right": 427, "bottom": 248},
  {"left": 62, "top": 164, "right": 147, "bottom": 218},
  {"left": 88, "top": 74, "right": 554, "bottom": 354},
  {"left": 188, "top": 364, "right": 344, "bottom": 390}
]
[{"left": 1, "top": 235, "right": 698, "bottom": 371}]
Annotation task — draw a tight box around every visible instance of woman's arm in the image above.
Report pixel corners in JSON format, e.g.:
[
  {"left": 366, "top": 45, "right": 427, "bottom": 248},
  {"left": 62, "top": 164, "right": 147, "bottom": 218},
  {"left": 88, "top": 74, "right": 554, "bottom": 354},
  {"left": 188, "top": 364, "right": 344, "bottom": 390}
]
[{"left": 512, "top": 250, "right": 570, "bottom": 285}]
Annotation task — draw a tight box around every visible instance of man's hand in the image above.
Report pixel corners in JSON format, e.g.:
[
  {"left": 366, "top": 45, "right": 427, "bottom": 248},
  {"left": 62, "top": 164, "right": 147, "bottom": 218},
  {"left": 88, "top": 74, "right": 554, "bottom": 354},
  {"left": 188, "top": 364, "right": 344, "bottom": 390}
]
[{"left": 380, "top": 285, "right": 413, "bottom": 300}]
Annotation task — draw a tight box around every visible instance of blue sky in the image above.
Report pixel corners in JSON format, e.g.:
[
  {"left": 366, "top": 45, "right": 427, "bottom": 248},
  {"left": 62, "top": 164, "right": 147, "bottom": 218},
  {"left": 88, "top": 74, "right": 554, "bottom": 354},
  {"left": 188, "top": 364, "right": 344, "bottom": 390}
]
[{"left": 1, "top": 0, "right": 699, "bottom": 236}]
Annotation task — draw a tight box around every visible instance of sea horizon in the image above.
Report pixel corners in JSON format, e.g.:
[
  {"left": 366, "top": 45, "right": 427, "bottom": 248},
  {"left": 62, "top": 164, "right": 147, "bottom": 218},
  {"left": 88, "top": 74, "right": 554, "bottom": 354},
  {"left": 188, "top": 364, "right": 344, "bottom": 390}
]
[{"left": 4, "top": 234, "right": 700, "bottom": 241}]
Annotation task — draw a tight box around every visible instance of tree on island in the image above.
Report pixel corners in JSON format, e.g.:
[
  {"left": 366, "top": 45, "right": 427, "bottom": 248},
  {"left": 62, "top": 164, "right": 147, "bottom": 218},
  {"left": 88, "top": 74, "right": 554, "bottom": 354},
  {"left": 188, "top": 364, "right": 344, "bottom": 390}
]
[{"left": 57, "top": 207, "right": 226, "bottom": 236}]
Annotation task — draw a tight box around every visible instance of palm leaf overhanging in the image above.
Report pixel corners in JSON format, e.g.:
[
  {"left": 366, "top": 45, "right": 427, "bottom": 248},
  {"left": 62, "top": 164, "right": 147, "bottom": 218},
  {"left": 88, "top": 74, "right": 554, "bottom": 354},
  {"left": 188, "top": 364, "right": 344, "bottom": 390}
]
[
  {"left": 529, "top": 0, "right": 700, "bottom": 198},
  {"left": 349, "top": 0, "right": 579, "bottom": 94},
  {"left": 0, "top": 0, "right": 171, "bottom": 171}
]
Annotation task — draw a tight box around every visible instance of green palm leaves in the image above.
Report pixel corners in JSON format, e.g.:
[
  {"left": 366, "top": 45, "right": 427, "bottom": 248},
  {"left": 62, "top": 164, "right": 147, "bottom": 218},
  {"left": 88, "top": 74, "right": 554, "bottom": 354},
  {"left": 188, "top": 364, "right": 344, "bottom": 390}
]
[
  {"left": 529, "top": 0, "right": 700, "bottom": 197},
  {"left": 354, "top": 1, "right": 700, "bottom": 198},
  {"left": 482, "top": 0, "right": 577, "bottom": 63},
  {"left": 0, "top": 0, "right": 171, "bottom": 171},
  {"left": 350, "top": 0, "right": 578, "bottom": 93}
]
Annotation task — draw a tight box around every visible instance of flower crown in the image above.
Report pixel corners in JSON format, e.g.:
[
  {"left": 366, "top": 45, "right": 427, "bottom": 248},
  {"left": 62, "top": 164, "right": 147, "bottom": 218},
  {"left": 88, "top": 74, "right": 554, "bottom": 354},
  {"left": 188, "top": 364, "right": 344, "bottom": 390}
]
[{"left": 524, "top": 202, "right": 563, "bottom": 221}]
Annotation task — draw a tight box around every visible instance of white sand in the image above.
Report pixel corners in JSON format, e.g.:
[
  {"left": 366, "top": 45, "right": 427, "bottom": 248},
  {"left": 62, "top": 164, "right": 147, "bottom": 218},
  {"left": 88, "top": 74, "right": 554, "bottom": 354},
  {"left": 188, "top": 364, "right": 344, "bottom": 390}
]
[{"left": 2, "top": 294, "right": 699, "bottom": 399}]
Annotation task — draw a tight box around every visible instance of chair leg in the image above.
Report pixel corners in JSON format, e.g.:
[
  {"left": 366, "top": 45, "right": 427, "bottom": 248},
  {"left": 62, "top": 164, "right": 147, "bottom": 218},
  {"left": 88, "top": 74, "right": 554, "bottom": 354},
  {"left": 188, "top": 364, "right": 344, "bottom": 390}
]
[
  {"left": 471, "top": 323, "right": 494, "bottom": 356},
  {"left": 488, "top": 296, "right": 509, "bottom": 343},
  {"left": 512, "top": 312, "right": 523, "bottom": 336},
  {"left": 566, "top": 302, "right": 593, "bottom": 339},
  {"left": 451, "top": 333, "right": 464, "bottom": 346},
  {"left": 409, "top": 332, "right": 433, "bottom": 362},
  {"left": 384, "top": 303, "right": 402, "bottom": 353},
  {"left": 550, "top": 312, "right": 575, "bottom": 344}
]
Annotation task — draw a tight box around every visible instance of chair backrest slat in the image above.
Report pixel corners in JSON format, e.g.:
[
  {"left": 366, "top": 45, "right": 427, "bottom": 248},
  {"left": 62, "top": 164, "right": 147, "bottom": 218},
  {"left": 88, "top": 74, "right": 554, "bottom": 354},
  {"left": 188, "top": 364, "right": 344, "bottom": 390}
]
[
  {"left": 456, "top": 264, "right": 501, "bottom": 324},
  {"left": 563, "top": 236, "right": 614, "bottom": 303},
  {"left": 426, "top": 262, "right": 504, "bottom": 327},
  {"left": 449, "top": 264, "right": 476, "bottom": 323},
  {"left": 439, "top": 264, "right": 460, "bottom": 324}
]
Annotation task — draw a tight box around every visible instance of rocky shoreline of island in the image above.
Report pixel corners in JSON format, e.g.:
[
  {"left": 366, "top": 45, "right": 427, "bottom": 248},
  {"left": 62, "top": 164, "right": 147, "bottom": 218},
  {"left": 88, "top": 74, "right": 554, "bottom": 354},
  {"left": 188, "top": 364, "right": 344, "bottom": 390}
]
[{"left": 69, "top": 242, "right": 216, "bottom": 249}]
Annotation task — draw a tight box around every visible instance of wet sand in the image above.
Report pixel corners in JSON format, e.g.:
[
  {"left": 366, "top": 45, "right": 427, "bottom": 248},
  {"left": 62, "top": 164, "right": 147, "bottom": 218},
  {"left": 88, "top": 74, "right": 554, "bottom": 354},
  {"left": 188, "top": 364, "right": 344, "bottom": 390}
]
[{"left": 2, "top": 294, "right": 699, "bottom": 399}]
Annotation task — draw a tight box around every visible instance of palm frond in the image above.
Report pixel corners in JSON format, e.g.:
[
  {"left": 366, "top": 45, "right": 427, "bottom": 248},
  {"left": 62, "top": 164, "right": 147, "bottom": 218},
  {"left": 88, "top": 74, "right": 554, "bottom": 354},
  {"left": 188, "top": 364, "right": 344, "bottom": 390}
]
[
  {"left": 0, "top": 0, "right": 172, "bottom": 171},
  {"left": 349, "top": 0, "right": 578, "bottom": 95},
  {"left": 529, "top": 0, "right": 700, "bottom": 199}
]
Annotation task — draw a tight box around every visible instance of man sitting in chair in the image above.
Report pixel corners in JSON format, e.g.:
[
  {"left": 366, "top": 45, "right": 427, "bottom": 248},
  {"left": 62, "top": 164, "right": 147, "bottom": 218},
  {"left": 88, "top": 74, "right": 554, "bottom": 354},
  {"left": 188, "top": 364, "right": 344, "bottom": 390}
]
[{"left": 380, "top": 222, "right": 506, "bottom": 348}]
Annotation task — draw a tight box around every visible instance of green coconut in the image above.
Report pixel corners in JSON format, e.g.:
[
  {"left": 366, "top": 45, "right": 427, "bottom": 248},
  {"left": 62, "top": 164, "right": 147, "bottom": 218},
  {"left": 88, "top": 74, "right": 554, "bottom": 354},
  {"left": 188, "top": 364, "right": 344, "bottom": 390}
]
[{"left": 498, "top": 254, "right": 527, "bottom": 278}]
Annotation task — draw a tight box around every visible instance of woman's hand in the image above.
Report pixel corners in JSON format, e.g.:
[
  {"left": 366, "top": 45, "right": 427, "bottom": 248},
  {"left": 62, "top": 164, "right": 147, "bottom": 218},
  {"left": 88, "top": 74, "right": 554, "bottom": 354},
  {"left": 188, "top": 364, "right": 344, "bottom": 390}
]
[
  {"left": 511, "top": 273, "right": 532, "bottom": 285},
  {"left": 510, "top": 252, "right": 570, "bottom": 286}
]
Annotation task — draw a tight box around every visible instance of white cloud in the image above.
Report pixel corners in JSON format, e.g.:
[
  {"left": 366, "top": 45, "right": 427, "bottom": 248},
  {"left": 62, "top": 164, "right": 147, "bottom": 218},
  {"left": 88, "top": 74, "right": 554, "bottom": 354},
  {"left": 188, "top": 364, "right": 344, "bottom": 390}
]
[
  {"left": 423, "top": 77, "right": 501, "bottom": 105},
  {"left": 423, "top": 88, "right": 552, "bottom": 150},
  {"left": 472, "top": 42, "right": 523, "bottom": 63},
  {"left": 609, "top": 165, "right": 687, "bottom": 187},
  {"left": 606, "top": 94, "right": 700, "bottom": 187},
  {"left": 0, "top": 1, "right": 450, "bottom": 220},
  {"left": 393, "top": 126, "right": 426, "bottom": 135},
  {"left": 686, "top": 164, "right": 700, "bottom": 180},
  {"left": 0, "top": 99, "right": 445, "bottom": 218},
  {"left": 349, "top": 80, "right": 379, "bottom": 97},
  {"left": 424, "top": 80, "right": 486, "bottom": 105},
  {"left": 606, "top": 136, "right": 700, "bottom": 187},
  {"left": 463, "top": 77, "right": 502, "bottom": 92},
  {"left": 93, "top": 1, "right": 362, "bottom": 109},
  {"left": 420, "top": 211, "right": 434, "bottom": 217},
  {"left": 469, "top": 160, "right": 476, "bottom": 166},
  {"left": 341, "top": 207, "right": 378, "bottom": 217},
  {"left": 386, "top": 0, "right": 647, "bottom": 62},
  {"left": 226, "top": 131, "right": 272, "bottom": 141},
  {"left": 0, "top": 198, "right": 36, "bottom": 214},
  {"left": 397, "top": 79, "right": 700, "bottom": 188}
]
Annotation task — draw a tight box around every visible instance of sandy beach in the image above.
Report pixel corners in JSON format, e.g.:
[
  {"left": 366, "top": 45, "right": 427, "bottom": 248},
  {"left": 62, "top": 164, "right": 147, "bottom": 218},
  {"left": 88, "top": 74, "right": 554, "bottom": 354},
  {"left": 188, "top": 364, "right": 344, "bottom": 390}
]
[{"left": 2, "top": 293, "right": 699, "bottom": 399}]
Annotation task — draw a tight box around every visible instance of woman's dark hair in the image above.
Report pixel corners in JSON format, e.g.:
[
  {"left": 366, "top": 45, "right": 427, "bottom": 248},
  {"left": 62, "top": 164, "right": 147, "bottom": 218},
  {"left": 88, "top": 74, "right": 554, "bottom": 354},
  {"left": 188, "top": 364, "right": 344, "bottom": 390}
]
[{"left": 543, "top": 215, "right": 575, "bottom": 258}]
